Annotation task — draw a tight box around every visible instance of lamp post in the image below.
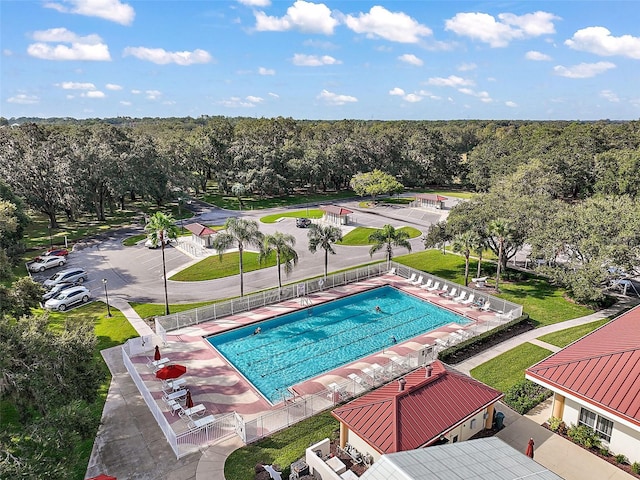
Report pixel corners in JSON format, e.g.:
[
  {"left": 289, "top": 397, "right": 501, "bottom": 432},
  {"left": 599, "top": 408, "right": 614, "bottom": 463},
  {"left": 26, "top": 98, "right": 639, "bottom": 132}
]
[{"left": 102, "top": 278, "right": 112, "bottom": 317}]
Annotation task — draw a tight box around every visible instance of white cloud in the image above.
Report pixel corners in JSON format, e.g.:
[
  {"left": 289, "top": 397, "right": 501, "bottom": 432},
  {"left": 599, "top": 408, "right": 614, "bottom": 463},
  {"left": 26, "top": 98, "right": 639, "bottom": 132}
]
[
  {"left": 120, "top": 100, "right": 131, "bottom": 106},
  {"left": 28, "top": 28, "right": 110, "bottom": 61},
  {"left": 254, "top": 0, "right": 338, "bottom": 35},
  {"left": 317, "top": 89, "right": 357, "bottom": 105},
  {"left": 3, "top": 49, "right": 13, "bottom": 56},
  {"left": 292, "top": 53, "right": 341, "bottom": 66},
  {"left": 553, "top": 61, "right": 616, "bottom": 78},
  {"left": 398, "top": 53, "right": 423, "bottom": 66},
  {"left": 344, "top": 6, "right": 432, "bottom": 43},
  {"left": 389, "top": 87, "right": 405, "bottom": 96},
  {"left": 237, "top": 0, "right": 270, "bottom": 6},
  {"left": 268, "top": 92, "right": 279, "bottom": 98},
  {"left": 258, "top": 66, "right": 275, "bottom": 75},
  {"left": 458, "top": 88, "right": 492, "bottom": 102},
  {"left": 526, "top": 50, "right": 551, "bottom": 61},
  {"left": 131, "top": 89, "right": 141, "bottom": 94},
  {"left": 219, "top": 96, "right": 261, "bottom": 108},
  {"left": 246, "top": 95, "right": 264, "bottom": 103},
  {"left": 83, "top": 90, "right": 105, "bottom": 98},
  {"left": 505, "top": 101, "right": 518, "bottom": 107},
  {"left": 123, "top": 47, "right": 212, "bottom": 65},
  {"left": 445, "top": 11, "right": 558, "bottom": 47},
  {"left": 7, "top": 93, "right": 39, "bottom": 104},
  {"left": 303, "top": 39, "right": 338, "bottom": 49},
  {"left": 427, "top": 75, "right": 474, "bottom": 87},
  {"left": 44, "top": 0, "right": 135, "bottom": 25},
  {"left": 565, "top": 27, "right": 640, "bottom": 59},
  {"left": 404, "top": 93, "right": 422, "bottom": 103},
  {"left": 600, "top": 90, "right": 620, "bottom": 102},
  {"left": 145, "top": 90, "right": 161, "bottom": 100},
  {"left": 457, "top": 62, "right": 476, "bottom": 71},
  {"left": 106, "top": 83, "right": 122, "bottom": 90},
  {"left": 58, "top": 81, "right": 96, "bottom": 90}
]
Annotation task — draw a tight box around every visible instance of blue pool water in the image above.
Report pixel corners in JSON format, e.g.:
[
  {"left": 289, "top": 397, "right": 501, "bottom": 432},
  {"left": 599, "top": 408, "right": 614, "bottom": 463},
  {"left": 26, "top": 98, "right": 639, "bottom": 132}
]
[{"left": 206, "top": 285, "right": 469, "bottom": 403}]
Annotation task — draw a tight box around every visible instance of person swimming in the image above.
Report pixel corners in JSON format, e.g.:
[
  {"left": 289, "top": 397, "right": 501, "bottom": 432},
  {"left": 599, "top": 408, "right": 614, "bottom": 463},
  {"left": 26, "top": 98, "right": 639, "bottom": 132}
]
[
  {"left": 391, "top": 335, "right": 397, "bottom": 344},
  {"left": 253, "top": 327, "right": 261, "bottom": 335},
  {"left": 375, "top": 305, "right": 381, "bottom": 312}
]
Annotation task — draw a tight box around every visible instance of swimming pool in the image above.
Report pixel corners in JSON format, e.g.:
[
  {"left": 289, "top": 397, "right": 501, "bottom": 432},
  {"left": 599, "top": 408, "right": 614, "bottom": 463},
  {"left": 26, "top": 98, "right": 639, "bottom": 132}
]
[{"left": 206, "top": 285, "right": 469, "bottom": 403}]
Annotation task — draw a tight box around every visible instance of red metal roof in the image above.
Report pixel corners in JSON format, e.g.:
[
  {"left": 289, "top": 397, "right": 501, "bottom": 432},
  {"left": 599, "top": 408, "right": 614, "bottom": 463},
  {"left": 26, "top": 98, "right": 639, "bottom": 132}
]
[
  {"left": 526, "top": 305, "right": 640, "bottom": 427},
  {"left": 320, "top": 205, "right": 353, "bottom": 215},
  {"left": 332, "top": 361, "right": 503, "bottom": 454},
  {"left": 184, "top": 222, "right": 216, "bottom": 237},
  {"left": 415, "top": 193, "right": 447, "bottom": 202}
]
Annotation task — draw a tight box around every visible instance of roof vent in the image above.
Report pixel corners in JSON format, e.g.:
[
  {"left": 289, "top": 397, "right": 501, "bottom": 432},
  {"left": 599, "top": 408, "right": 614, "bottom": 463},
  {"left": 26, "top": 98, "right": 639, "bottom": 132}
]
[
  {"left": 426, "top": 365, "right": 433, "bottom": 378},
  {"left": 398, "top": 378, "right": 406, "bottom": 391}
]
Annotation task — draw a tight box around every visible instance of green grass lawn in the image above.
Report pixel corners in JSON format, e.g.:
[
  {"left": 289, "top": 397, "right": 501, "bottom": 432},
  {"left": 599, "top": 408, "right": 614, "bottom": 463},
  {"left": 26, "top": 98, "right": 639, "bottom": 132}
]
[
  {"left": 225, "top": 411, "right": 339, "bottom": 480},
  {"left": 169, "top": 251, "right": 277, "bottom": 281},
  {"left": 394, "top": 250, "right": 594, "bottom": 327},
  {"left": 260, "top": 209, "right": 324, "bottom": 223},
  {"left": 130, "top": 300, "right": 218, "bottom": 319},
  {"left": 203, "top": 187, "right": 356, "bottom": 210},
  {"left": 338, "top": 226, "right": 422, "bottom": 246},
  {"left": 537, "top": 318, "right": 610, "bottom": 348},
  {"left": 470, "top": 342, "right": 553, "bottom": 392}
]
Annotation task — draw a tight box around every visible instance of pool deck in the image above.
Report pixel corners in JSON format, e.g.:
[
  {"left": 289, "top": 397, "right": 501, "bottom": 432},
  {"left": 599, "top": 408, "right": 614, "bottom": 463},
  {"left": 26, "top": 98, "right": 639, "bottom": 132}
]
[{"left": 129, "top": 273, "right": 501, "bottom": 430}]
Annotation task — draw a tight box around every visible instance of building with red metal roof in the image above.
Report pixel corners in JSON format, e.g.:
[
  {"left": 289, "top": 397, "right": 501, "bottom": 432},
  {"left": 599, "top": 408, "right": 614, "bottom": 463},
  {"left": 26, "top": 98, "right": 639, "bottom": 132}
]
[
  {"left": 414, "top": 193, "right": 447, "bottom": 209},
  {"left": 320, "top": 205, "right": 353, "bottom": 225},
  {"left": 184, "top": 222, "right": 217, "bottom": 247},
  {"left": 526, "top": 305, "right": 640, "bottom": 465},
  {"left": 331, "top": 360, "right": 503, "bottom": 463}
]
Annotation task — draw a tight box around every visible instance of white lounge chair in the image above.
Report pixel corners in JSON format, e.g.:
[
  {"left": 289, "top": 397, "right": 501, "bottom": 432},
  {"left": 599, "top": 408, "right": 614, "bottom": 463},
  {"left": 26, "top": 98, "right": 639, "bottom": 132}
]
[
  {"left": 420, "top": 279, "right": 433, "bottom": 290},
  {"left": 148, "top": 357, "right": 170, "bottom": 371},
  {"left": 163, "top": 377, "right": 187, "bottom": 391},
  {"left": 189, "top": 414, "right": 216, "bottom": 430},
  {"left": 456, "top": 329, "right": 470, "bottom": 339},
  {"left": 435, "top": 338, "right": 449, "bottom": 348},
  {"left": 388, "top": 267, "right": 396, "bottom": 275},
  {"left": 163, "top": 388, "right": 188, "bottom": 404},
  {"left": 411, "top": 275, "right": 424, "bottom": 286},
  {"left": 405, "top": 273, "right": 417, "bottom": 283},
  {"left": 461, "top": 293, "right": 475, "bottom": 305},
  {"left": 476, "top": 300, "right": 491, "bottom": 312},
  {"left": 179, "top": 404, "right": 206, "bottom": 419},
  {"left": 427, "top": 281, "right": 440, "bottom": 292},
  {"left": 497, "top": 310, "right": 517, "bottom": 320},
  {"left": 348, "top": 373, "right": 363, "bottom": 384},
  {"left": 454, "top": 291, "right": 467, "bottom": 303},
  {"left": 444, "top": 287, "right": 457, "bottom": 298}
]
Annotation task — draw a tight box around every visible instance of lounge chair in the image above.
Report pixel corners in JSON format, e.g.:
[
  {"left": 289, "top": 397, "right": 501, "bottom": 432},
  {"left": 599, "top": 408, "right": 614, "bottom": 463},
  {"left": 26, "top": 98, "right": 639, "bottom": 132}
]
[
  {"left": 163, "top": 377, "right": 187, "bottom": 391},
  {"left": 435, "top": 338, "right": 449, "bottom": 348},
  {"left": 444, "top": 287, "right": 457, "bottom": 298},
  {"left": 460, "top": 293, "right": 475, "bottom": 305},
  {"left": 497, "top": 310, "right": 517, "bottom": 321},
  {"left": 388, "top": 267, "right": 396, "bottom": 275},
  {"left": 456, "top": 329, "right": 470, "bottom": 339},
  {"left": 348, "top": 373, "right": 363, "bottom": 384},
  {"left": 411, "top": 275, "right": 424, "bottom": 286},
  {"left": 189, "top": 414, "right": 216, "bottom": 430},
  {"left": 453, "top": 291, "right": 467, "bottom": 303},
  {"left": 420, "top": 279, "right": 433, "bottom": 290},
  {"left": 179, "top": 404, "right": 206, "bottom": 419},
  {"left": 405, "top": 273, "right": 417, "bottom": 283},
  {"left": 163, "top": 388, "right": 188, "bottom": 404},
  {"left": 427, "top": 281, "right": 440, "bottom": 292},
  {"left": 148, "top": 357, "right": 170, "bottom": 371}
]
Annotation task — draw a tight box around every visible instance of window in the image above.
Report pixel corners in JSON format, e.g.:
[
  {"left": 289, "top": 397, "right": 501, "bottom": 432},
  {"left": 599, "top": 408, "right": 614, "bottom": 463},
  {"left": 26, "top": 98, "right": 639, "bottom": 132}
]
[
  {"left": 579, "top": 408, "right": 613, "bottom": 442},
  {"left": 470, "top": 419, "right": 477, "bottom": 430}
]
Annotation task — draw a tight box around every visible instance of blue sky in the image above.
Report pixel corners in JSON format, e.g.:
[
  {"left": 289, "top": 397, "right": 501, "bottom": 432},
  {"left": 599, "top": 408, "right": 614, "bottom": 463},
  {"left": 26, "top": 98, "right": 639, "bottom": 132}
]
[{"left": 2, "top": 0, "right": 639, "bottom": 120}]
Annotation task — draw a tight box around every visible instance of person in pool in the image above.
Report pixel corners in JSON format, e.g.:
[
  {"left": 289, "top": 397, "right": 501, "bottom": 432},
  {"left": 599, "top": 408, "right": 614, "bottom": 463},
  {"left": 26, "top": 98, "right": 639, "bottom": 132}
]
[
  {"left": 375, "top": 305, "right": 381, "bottom": 312},
  {"left": 253, "top": 327, "right": 261, "bottom": 335},
  {"left": 391, "top": 335, "right": 397, "bottom": 344}
]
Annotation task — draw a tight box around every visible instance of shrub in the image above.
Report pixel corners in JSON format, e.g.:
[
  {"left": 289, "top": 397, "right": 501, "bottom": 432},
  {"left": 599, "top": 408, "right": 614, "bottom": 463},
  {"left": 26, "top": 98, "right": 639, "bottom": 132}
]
[
  {"left": 599, "top": 447, "right": 610, "bottom": 457},
  {"left": 548, "top": 416, "right": 567, "bottom": 435},
  {"left": 503, "top": 380, "right": 552, "bottom": 414},
  {"left": 615, "top": 454, "right": 628, "bottom": 464},
  {"left": 567, "top": 424, "right": 601, "bottom": 449},
  {"left": 631, "top": 462, "right": 640, "bottom": 474}
]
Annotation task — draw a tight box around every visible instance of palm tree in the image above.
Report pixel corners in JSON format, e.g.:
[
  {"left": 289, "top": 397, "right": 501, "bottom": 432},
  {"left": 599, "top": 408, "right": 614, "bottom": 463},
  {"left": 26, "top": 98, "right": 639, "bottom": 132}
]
[
  {"left": 368, "top": 224, "right": 412, "bottom": 268},
  {"left": 259, "top": 231, "right": 298, "bottom": 290},
  {"left": 307, "top": 224, "right": 343, "bottom": 279},
  {"left": 452, "top": 230, "right": 480, "bottom": 286},
  {"left": 473, "top": 232, "right": 488, "bottom": 279},
  {"left": 212, "top": 217, "right": 263, "bottom": 297},
  {"left": 145, "top": 212, "right": 179, "bottom": 315},
  {"left": 489, "top": 219, "right": 512, "bottom": 292}
]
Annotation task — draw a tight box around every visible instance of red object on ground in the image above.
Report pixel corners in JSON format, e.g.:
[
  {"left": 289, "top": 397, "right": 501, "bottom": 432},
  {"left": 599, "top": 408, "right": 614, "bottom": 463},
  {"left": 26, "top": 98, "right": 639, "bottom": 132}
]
[
  {"left": 185, "top": 390, "right": 194, "bottom": 409},
  {"left": 155, "top": 364, "right": 186, "bottom": 380},
  {"left": 154, "top": 345, "right": 161, "bottom": 361},
  {"left": 525, "top": 438, "right": 535, "bottom": 458},
  {"left": 87, "top": 475, "right": 117, "bottom": 480}
]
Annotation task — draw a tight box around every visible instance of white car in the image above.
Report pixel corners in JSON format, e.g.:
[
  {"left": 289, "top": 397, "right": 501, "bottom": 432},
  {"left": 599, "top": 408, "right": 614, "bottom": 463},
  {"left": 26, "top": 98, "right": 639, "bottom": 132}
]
[
  {"left": 43, "top": 268, "right": 88, "bottom": 288},
  {"left": 145, "top": 235, "right": 172, "bottom": 249},
  {"left": 29, "top": 255, "right": 67, "bottom": 272},
  {"left": 44, "top": 285, "right": 91, "bottom": 311},
  {"left": 42, "top": 282, "right": 79, "bottom": 301}
]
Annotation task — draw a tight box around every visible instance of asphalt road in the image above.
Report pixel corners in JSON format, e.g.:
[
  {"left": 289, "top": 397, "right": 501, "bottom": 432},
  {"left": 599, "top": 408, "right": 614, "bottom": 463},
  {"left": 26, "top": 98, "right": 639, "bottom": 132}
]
[{"left": 42, "top": 199, "right": 454, "bottom": 306}]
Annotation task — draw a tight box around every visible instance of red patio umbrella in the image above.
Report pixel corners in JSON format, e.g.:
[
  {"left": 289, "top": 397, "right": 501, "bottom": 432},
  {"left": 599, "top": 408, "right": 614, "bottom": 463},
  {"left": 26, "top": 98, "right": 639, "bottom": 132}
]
[
  {"left": 87, "top": 475, "right": 117, "bottom": 480},
  {"left": 185, "top": 390, "right": 194, "bottom": 409},
  {"left": 155, "top": 364, "right": 186, "bottom": 380},
  {"left": 154, "top": 345, "right": 161, "bottom": 361},
  {"left": 525, "top": 438, "right": 535, "bottom": 458}
]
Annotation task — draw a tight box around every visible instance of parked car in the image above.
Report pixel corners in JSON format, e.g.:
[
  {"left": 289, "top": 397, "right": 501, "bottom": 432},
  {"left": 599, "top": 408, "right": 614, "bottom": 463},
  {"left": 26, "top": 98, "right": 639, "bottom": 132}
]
[
  {"left": 44, "top": 285, "right": 91, "bottom": 311},
  {"left": 145, "top": 235, "right": 172, "bottom": 249},
  {"left": 42, "top": 281, "right": 79, "bottom": 301},
  {"left": 44, "top": 267, "right": 88, "bottom": 288},
  {"left": 28, "top": 255, "right": 67, "bottom": 272},
  {"left": 42, "top": 248, "right": 69, "bottom": 257},
  {"left": 296, "top": 217, "right": 312, "bottom": 228}
]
